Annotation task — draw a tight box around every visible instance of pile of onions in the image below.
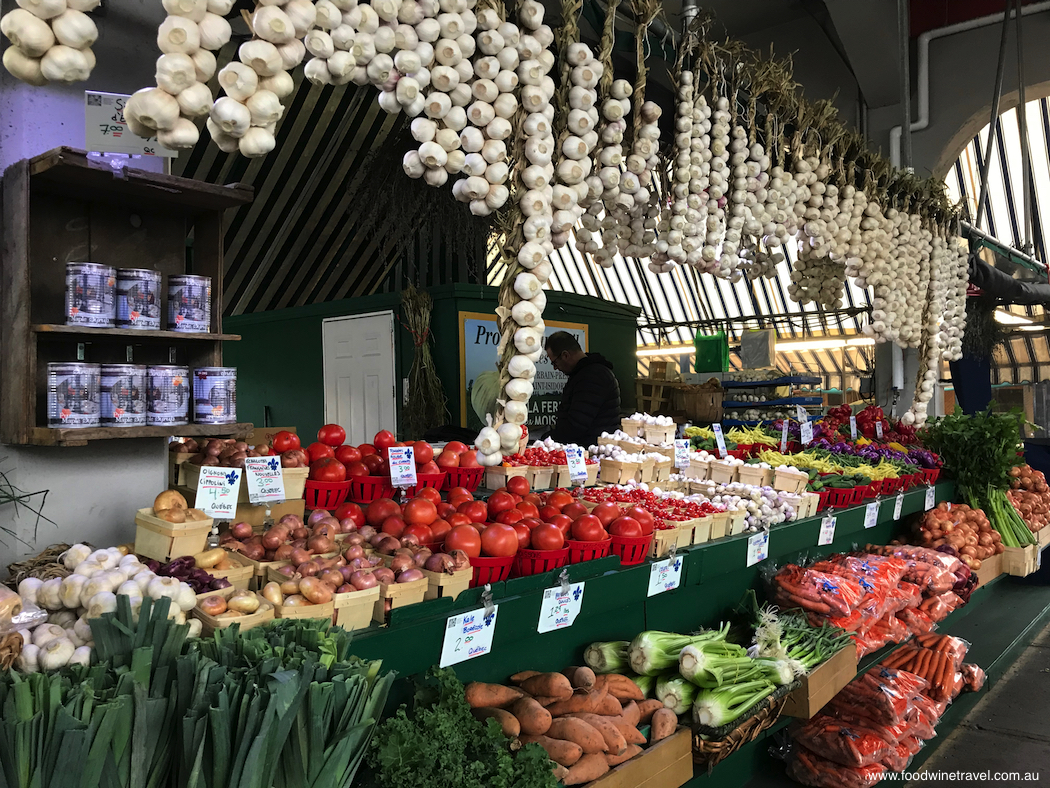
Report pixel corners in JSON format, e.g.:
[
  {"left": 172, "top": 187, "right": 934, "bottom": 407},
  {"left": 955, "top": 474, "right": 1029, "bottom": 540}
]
[
  {"left": 224, "top": 511, "right": 351, "bottom": 563},
  {"left": 198, "top": 589, "right": 264, "bottom": 618}
]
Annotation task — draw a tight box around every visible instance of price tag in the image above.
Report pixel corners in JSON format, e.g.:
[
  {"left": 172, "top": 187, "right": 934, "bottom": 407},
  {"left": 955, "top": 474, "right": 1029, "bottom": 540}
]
[
  {"left": 674, "top": 439, "right": 691, "bottom": 470},
  {"left": 244, "top": 456, "right": 285, "bottom": 504},
  {"left": 712, "top": 423, "right": 727, "bottom": 458},
  {"left": 196, "top": 467, "right": 242, "bottom": 519},
  {"left": 875, "top": 421, "right": 884, "bottom": 439},
  {"left": 537, "top": 582, "right": 585, "bottom": 633},
  {"left": 924, "top": 486, "right": 936, "bottom": 511},
  {"left": 781, "top": 421, "right": 789, "bottom": 453},
  {"left": 566, "top": 445, "right": 587, "bottom": 484},
  {"left": 800, "top": 421, "right": 814, "bottom": 446},
  {"left": 796, "top": 405, "right": 809, "bottom": 423},
  {"left": 388, "top": 445, "right": 417, "bottom": 488},
  {"left": 440, "top": 604, "right": 498, "bottom": 667},
  {"left": 894, "top": 491, "right": 905, "bottom": 521},
  {"left": 850, "top": 416, "right": 858, "bottom": 440},
  {"left": 746, "top": 530, "right": 769, "bottom": 567},
  {"left": 819, "top": 515, "right": 837, "bottom": 546},
  {"left": 864, "top": 501, "right": 880, "bottom": 529},
  {"left": 84, "top": 91, "right": 176, "bottom": 157},
  {"left": 647, "top": 556, "right": 683, "bottom": 597}
]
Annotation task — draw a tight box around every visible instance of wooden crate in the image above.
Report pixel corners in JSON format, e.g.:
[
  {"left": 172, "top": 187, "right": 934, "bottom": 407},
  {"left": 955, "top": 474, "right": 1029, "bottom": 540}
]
[
  {"left": 333, "top": 586, "right": 380, "bottom": 631},
  {"left": 708, "top": 461, "right": 737, "bottom": 485},
  {"left": 736, "top": 465, "right": 773, "bottom": 487},
  {"left": 773, "top": 468, "right": 809, "bottom": 493},
  {"left": 1002, "top": 544, "right": 1039, "bottom": 577},
  {"left": 647, "top": 360, "right": 672, "bottom": 379},
  {"left": 588, "top": 728, "right": 692, "bottom": 788},
  {"left": 168, "top": 452, "right": 195, "bottom": 486},
  {"left": 621, "top": 418, "right": 643, "bottom": 437},
  {"left": 191, "top": 586, "right": 274, "bottom": 637},
  {"left": 374, "top": 577, "right": 428, "bottom": 623},
  {"left": 209, "top": 551, "right": 254, "bottom": 590},
  {"left": 1038, "top": 527, "right": 1050, "bottom": 548},
  {"left": 975, "top": 552, "right": 1003, "bottom": 587},
  {"left": 274, "top": 599, "right": 335, "bottom": 619},
  {"left": 636, "top": 380, "right": 672, "bottom": 415},
  {"left": 185, "top": 464, "right": 309, "bottom": 502},
  {"left": 782, "top": 645, "right": 858, "bottom": 719},
  {"left": 422, "top": 567, "right": 472, "bottom": 601},
  {"left": 676, "top": 386, "right": 723, "bottom": 423},
  {"left": 134, "top": 508, "right": 212, "bottom": 562}
]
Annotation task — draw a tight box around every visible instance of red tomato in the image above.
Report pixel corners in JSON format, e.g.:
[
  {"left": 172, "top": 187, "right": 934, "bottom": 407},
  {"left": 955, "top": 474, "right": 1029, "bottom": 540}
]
[
  {"left": 547, "top": 490, "right": 574, "bottom": 510},
  {"left": 380, "top": 516, "right": 406, "bottom": 537},
  {"left": 458, "top": 450, "right": 480, "bottom": 468},
  {"left": 436, "top": 451, "right": 460, "bottom": 468},
  {"left": 516, "top": 502, "right": 540, "bottom": 519},
  {"left": 373, "top": 430, "right": 396, "bottom": 451},
  {"left": 346, "top": 461, "right": 369, "bottom": 477},
  {"left": 571, "top": 515, "right": 606, "bottom": 542},
  {"left": 562, "top": 502, "right": 590, "bottom": 521},
  {"left": 487, "top": 491, "right": 515, "bottom": 517},
  {"left": 520, "top": 517, "right": 544, "bottom": 529},
  {"left": 523, "top": 492, "right": 543, "bottom": 507},
  {"left": 496, "top": 508, "right": 525, "bottom": 525},
  {"left": 306, "top": 442, "right": 335, "bottom": 463},
  {"left": 430, "top": 518, "right": 451, "bottom": 541},
  {"left": 481, "top": 524, "right": 519, "bottom": 556},
  {"left": 362, "top": 454, "right": 385, "bottom": 474},
  {"left": 624, "top": 506, "right": 655, "bottom": 535},
  {"left": 416, "top": 486, "right": 442, "bottom": 505},
  {"left": 437, "top": 502, "right": 457, "bottom": 519},
  {"left": 591, "top": 502, "right": 622, "bottom": 526},
  {"left": 413, "top": 441, "right": 434, "bottom": 465},
  {"left": 447, "top": 512, "right": 473, "bottom": 528},
  {"left": 334, "top": 445, "right": 362, "bottom": 465},
  {"left": 418, "top": 461, "right": 441, "bottom": 474},
  {"left": 358, "top": 444, "right": 377, "bottom": 457},
  {"left": 468, "top": 521, "right": 486, "bottom": 532},
  {"left": 366, "top": 498, "right": 401, "bottom": 528},
  {"left": 403, "top": 523, "right": 434, "bottom": 543},
  {"left": 539, "top": 505, "right": 562, "bottom": 522},
  {"left": 446, "top": 524, "right": 482, "bottom": 557},
  {"left": 445, "top": 441, "right": 468, "bottom": 455},
  {"left": 507, "top": 475, "right": 531, "bottom": 496},
  {"left": 548, "top": 514, "right": 573, "bottom": 536},
  {"left": 272, "top": 431, "right": 300, "bottom": 453},
  {"left": 510, "top": 522, "right": 531, "bottom": 550},
  {"left": 531, "top": 523, "right": 565, "bottom": 551},
  {"left": 333, "top": 502, "right": 365, "bottom": 527},
  {"left": 403, "top": 497, "right": 438, "bottom": 525},
  {"left": 609, "top": 516, "right": 642, "bottom": 538},
  {"left": 317, "top": 423, "right": 346, "bottom": 447},
  {"left": 458, "top": 500, "right": 489, "bottom": 523},
  {"left": 309, "top": 457, "right": 346, "bottom": 482},
  {"left": 448, "top": 487, "right": 473, "bottom": 502}
]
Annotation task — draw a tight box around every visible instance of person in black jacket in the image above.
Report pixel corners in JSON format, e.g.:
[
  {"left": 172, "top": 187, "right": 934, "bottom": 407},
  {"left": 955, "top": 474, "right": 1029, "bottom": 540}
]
[{"left": 544, "top": 331, "right": 621, "bottom": 446}]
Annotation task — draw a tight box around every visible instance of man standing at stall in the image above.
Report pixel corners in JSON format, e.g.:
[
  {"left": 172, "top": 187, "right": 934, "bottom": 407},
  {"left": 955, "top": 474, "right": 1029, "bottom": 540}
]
[{"left": 544, "top": 331, "right": 621, "bottom": 446}]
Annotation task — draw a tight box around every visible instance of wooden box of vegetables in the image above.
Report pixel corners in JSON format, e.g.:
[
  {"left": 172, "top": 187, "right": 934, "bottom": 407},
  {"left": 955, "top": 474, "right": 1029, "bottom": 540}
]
[
  {"left": 333, "top": 585, "right": 380, "bottom": 630},
  {"left": 198, "top": 548, "right": 254, "bottom": 590},
  {"left": 373, "top": 576, "right": 428, "bottom": 623},
  {"left": 588, "top": 727, "right": 692, "bottom": 788},
  {"left": 134, "top": 507, "right": 213, "bottom": 562},
  {"left": 422, "top": 566, "right": 472, "bottom": 601},
  {"left": 192, "top": 586, "right": 274, "bottom": 637},
  {"left": 1002, "top": 544, "right": 1040, "bottom": 577},
  {"left": 781, "top": 644, "right": 858, "bottom": 719},
  {"left": 185, "top": 463, "right": 310, "bottom": 502}
]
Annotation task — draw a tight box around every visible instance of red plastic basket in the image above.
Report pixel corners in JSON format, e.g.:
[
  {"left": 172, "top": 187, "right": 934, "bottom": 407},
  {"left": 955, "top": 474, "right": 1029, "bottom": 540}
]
[
  {"left": 347, "top": 475, "right": 395, "bottom": 504},
  {"left": 445, "top": 466, "right": 485, "bottom": 492},
  {"left": 825, "top": 487, "right": 857, "bottom": 508},
  {"left": 881, "top": 477, "right": 904, "bottom": 495},
  {"left": 567, "top": 537, "right": 612, "bottom": 564},
  {"left": 817, "top": 489, "right": 830, "bottom": 510},
  {"left": 513, "top": 546, "right": 570, "bottom": 577},
  {"left": 468, "top": 554, "right": 515, "bottom": 587},
  {"left": 303, "top": 480, "right": 351, "bottom": 510},
  {"left": 405, "top": 472, "right": 447, "bottom": 498},
  {"left": 921, "top": 468, "right": 941, "bottom": 485},
  {"left": 609, "top": 533, "right": 653, "bottom": 566}
]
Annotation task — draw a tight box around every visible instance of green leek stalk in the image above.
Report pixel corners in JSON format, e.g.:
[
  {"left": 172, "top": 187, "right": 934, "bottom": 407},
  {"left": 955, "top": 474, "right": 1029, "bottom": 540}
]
[
  {"left": 629, "top": 624, "right": 729, "bottom": 676},
  {"left": 692, "top": 680, "right": 777, "bottom": 727},
  {"left": 583, "top": 641, "right": 630, "bottom": 674},
  {"left": 655, "top": 674, "right": 697, "bottom": 715},
  {"left": 629, "top": 673, "right": 655, "bottom": 698}
]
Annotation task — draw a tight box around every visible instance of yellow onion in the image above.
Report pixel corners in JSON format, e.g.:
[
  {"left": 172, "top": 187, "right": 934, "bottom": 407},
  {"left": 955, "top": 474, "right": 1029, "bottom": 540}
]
[
  {"left": 226, "top": 591, "right": 260, "bottom": 614},
  {"left": 199, "top": 595, "right": 227, "bottom": 616},
  {"left": 261, "top": 582, "right": 284, "bottom": 606},
  {"left": 298, "top": 576, "right": 333, "bottom": 604}
]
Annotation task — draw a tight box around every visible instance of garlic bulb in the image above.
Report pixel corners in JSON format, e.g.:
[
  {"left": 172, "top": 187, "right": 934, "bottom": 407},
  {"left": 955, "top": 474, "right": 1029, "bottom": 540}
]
[
  {"left": 17, "top": 643, "right": 40, "bottom": 672},
  {"left": 191, "top": 47, "right": 216, "bottom": 80},
  {"left": 40, "top": 44, "right": 90, "bottom": 82},
  {"left": 218, "top": 62, "right": 258, "bottom": 101},
  {"left": 251, "top": 6, "right": 295, "bottom": 44},
  {"left": 39, "top": 638, "right": 75, "bottom": 670},
  {"left": 162, "top": 0, "right": 205, "bottom": 20},
  {"left": 155, "top": 52, "right": 197, "bottom": 94},
  {"left": 176, "top": 81, "right": 213, "bottom": 116},
  {"left": 158, "top": 117, "right": 201, "bottom": 149},
  {"left": 210, "top": 96, "right": 251, "bottom": 137},
  {"left": 2, "top": 45, "right": 47, "bottom": 85},
  {"left": 157, "top": 15, "right": 200, "bottom": 54},
  {"left": 476, "top": 426, "right": 500, "bottom": 454},
  {"left": 504, "top": 400, "right": 527, "bottom": 425},
  {"left": 246, "top": 89, "right": 283, "bottom": 125},
  {"left": 17, "top": 577, "right": 43, "bottom": 606},
  {"left": 239, "top": 126, "right": 276, "bottom": 157},
  {"left": 50, "top": 8, "right": 96, "bottom": 47},
  {"left": 240, "top": 39, "right": 283, "bottom": 76}
]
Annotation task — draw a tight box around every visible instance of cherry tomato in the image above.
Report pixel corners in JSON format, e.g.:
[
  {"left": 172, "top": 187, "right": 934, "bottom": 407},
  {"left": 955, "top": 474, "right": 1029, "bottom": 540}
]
[
  {"left": 317, "top": 423, "right": 346, "bottom": 447},
  {"left": 272, "top": 431, "right": 300, "bottom": 453},
  {"left": 571, "top": 514, "right": 606, "bottom": 542},
  {"left": 445, "top": 524, "right": 482, "bottom": 557},
  {"left": 309, "top": 457, "right": 346, "bottom": 482},
  {"left": 481, "top": 523, "right": 519, "bottom": 557},
  {"left": 531, "top": 523, "right": 565, "bottom": 551}
]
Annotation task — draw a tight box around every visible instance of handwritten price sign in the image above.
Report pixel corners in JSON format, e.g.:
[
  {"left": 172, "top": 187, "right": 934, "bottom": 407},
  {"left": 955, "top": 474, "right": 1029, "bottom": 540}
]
[
  {"left": 388, "top": 446, "right": 418, "bottom": 488},
  {"left": 196, "top": 467, "right": 241, "bottom": 518},
  {"left": 537, "top": 583, "right": 585, "bottom": 633},
  {"left": 84, "top": 91, "right": 176, "bottom": 157},
  {"left": 566, "top": 445, "right": 587, "bottom": 484},
  {"left": 244, "top": 456, "right": 285, "bottom": 504},
  {"left": 440, "top": 605, "right": 498, "bottom": 667},
  {"left": 647, "top": 556, "right": 683, "bottom": 596}
]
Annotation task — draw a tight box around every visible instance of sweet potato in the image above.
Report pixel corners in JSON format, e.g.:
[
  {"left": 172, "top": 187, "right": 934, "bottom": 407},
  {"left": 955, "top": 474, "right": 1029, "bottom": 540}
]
[
  {"left": 563, "top": 713, "right": 627, "bottom": 755},
  {"left": 519, "top": 734, "right": 583, "bottom": 767},
  {"left": 608, "top": 716, "right": 647, "bottom": 745},
  {"left": 636, "top": 699, "right": 664, "bottom": 725},
  {"left": 605, "top": 744, "right": 643, "bottom": 767},
  {"left": 561, "top": 753, "right": 610, "bottom": 785},
  {"left": 510, "top": 669, "right": 542, "bottom": 684},
  {"left": 520, "top": 672, "right": 574, "bottom": 701},
  {"left": 531, "top": 695, "right": 566, "bottom": 707},
  {"left": 544, "top": 688, "right": 608, "bottom": 716},
  {"left": 620, "top": 701, "right": 640, "bottom": 728},
  {"left": 510, "top": 696, "right": 552, "bottom": 736},
  {"left": 547, "top": 717, "right": 607, "bottom": 754},
  {"left": 562, "top": 666, "right": 596, "bottom": 691},
  {"left": 471, "top": 707, "right": 520, "bottom": 738},
  {"left": 593, "top": 693, "right": 623, "bottom": 716},
  {"left": 594, "top": 673, "right": 645, "bottom": 702},
  {"left": 465, "top": 682, "right": 524, "bottom": 709},
  {"left": 650, "top": 708, "right": 676, "bottom": 743}
]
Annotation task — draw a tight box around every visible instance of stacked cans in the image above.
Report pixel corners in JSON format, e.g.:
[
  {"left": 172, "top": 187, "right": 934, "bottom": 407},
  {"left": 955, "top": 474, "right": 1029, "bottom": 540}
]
[
  {"left": 47, "top": 363, "right": 101, "bottom": 428},
  {"left": 168, "top": 275, "right": 211, "bottom": 332},
  {"left": 65, "top": 263, "right": 115, "bottom": 327},
  {"left": 192, "top": 367, "right": 236, "bottom": 424},
  {"left": 100, "top": 364, "right": 147, "bottom": 426},
  {"left": 116, "top": 268, "right": 162, "bottom": 329},
  {"left": 147, "top": 366, "right": 190, "bottom": 426}
]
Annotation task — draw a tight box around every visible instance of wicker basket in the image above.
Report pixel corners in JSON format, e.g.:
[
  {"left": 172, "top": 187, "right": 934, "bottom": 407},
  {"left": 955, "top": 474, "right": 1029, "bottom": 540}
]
[{"left": 691, "top": 683, "right": 796, "bottom": 772}]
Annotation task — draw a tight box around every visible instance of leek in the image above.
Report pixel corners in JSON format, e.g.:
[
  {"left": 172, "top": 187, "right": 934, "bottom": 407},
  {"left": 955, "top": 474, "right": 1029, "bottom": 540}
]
[
  {"left": 629, "top": 624, "right": 729, "bottom": 676},
  {"left": 584, "top": 640, "right": 630, "bottom": 674},
  {"left": 630, "top": 673, "right": 655, "bottom": 698},
  {"left": 655, "top": 674, "right": 697, "bottom": 715},
  {"left": 692, "top": 680, "right": 777, "bottom": 727},
  {"left": 678, "top": 640, "right": 749, "bottom": 686}
]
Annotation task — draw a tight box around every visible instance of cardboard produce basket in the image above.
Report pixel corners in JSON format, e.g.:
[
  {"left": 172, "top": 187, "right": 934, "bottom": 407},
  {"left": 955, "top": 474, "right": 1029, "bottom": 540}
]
[
  {"left": 690, "top": 515, "right": 713, "bottom": 545},
  {"left": 653, "top": 458, "right": 673, "bottom": 482},
  {"left": 637, "top": 457, "right": 656, "bottom": 483},
  {"left": 274, "top": 599, "right": 335, "bottom": 620},
  {"left": 333, "top": 585, "right": 380, "bottom": 631},
  {"left": 621, "top": 418, "right": 643, "bottom": 437},
  {"left": 208, "top": 551, "right": 254, "bottom": 590},
  {"left": 686, "top": 459, "right": 708, "bottom": 480},
  {"left": 975, "top": 552, "right": 1003, "bottom": 587},
  {"left": 485, "top": 465, "right": 528, "bottom": 490},
  {"left": 176, "top": 486, "right": 306, "bottom": 529},
  {"left": 526, "top": 465, "right": 554, "bottom": 490},
  {"left": 707, "top": 460, "right": 738, "bottom": 485},
  {"left": 168, "top": 451, "right": 195, "bottom": 486},
  {"left": 191, "top": 586, "right": 274, "bottom": 637},
  {"left": 736, "top": 465, "right": 773, "bottom": 487},
  {"left": 644, "top": 424, "right": 676, "bottom": 445},
  {"left": 134, "top": 508, "right": 212, "bottom": 562},
  {"left": 781, "top": 646, "right": 858, "bottom": 718},
  {"left": 647, "top": 444, "right": 674, "bottom": 459},
  {"left": 422, "top": 567, "right": 472, "bottom": 601},
  {"left": 600, "top": 459, "right": 640, "bottom": 485},
  {"left": 374, "top": 576, "right": 428, "bottom": 623},
  {"left": 1002, "top": 544, "right": 1039, "bottom": 577},
  {"left": 773, "top": 468, "right": 809, "bottom": 493}
]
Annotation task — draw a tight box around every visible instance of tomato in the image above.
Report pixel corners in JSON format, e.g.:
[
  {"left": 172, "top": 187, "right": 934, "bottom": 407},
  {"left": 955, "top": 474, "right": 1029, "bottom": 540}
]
[
  {"left": 458, "top": 500, "right": 489, "bottom": 523},
  {"left": 403, "top": 497, "right": 438, "bottom": 525},
  {"left": 591, "top": 502, "right": 622, "bottom": 527},
  {"left": 516, "top": 501, "right": 540, "bottom": 519},
  {"left": 547, "top": 490, "right": 574, "bottom": 510},
  {"left": 358, "top": 444, "right": 377, "bottom": 457},
  {"left": 562, "top": 502, "right": 590, "bottom": 521},
  {"left": 522, "top": 492, "right": 543, "bottom": 507},
  {"left": 272, "top": 431, "right": 300, "bottom": 453},
  {"left": 487, "top": 491, "right": 516, "bottom": 517},
  {"left": 333, "top": 502, "right": 365, "bottom": 526},
  {"left": 417, "top": 486, "right": 442, "bottom": 505},
  {"left": 445, "top": 524, "right": 482, "bottom": 557},
  {"left": 380, "top": 516, "right": 406, "bottom": 537},
  {"left": 309, "top": 457, "right": 346, "bottom": 482},
  {"left": 571, "top": 514, "right": 606, "bottom": 542},
  {"left": 609, "top": 516, "right": 642, "bottom": 538},
  {"left": 448, "top": 487, "right": 473, "bottom": 502},
  {"left": 373, "top": 430, "right": 396, "bottom": 451},
  {"left": 531, "top": 523, "right": 565, "bottom": 551},
  {"left": 334, "top": 445, "right": 362, "bottom": 465},
  {"left": 445, "top": 441, "right": 468, "bottom": 455},
  {"left": 403, "top": 523, "right": 434, "bottom": 543},
  {"left": 507, "top": 475, "right": 531, "bottom": 496},
  {"left": 520, "top": 517, "right": 544, "bottom": 529},
  {"left": 624, "top": 506, "right": 655, "bottom": 535},
  {"left": 436, "top": 450, "right": 460, "bottom": 468},
  {"left": 447, "top": 511, "right": 473, "bottom": 528},
  {"left": 413, "top": 441, "right": 434, "bottom": 465},
  {"left": 366, "top": 498, "right": 401, "bottom": 528},
  {"left": 469, "top": 521, "right": 486, "bottom": 532},
  {"left": 362, "top": 454, "right": 385, "bottom": 474},
  {"left": 539, "top": 505, "right": 562, "bottom": 521},
  {"left": 430, "top": 518, "right": 451, "bottom": 541},
  {"left": 459, "top": 450, "right": 480, "bottom": 468},
  {"left": 510, "top": 522, "right": 532, "bottom": 550},
  {"left": 306, "top": 442, "right": 335, "bottom": 463},
  {"left": 481, "top": 523, "right": 519, "bottom": 556},
  {"left": 317, "top": 423, "right": 346, "bottom": 447},
  {"left": 547, "top": 514, "right": 573, "bottom": 536},
  {"left": 437, "top": 502, "right": 457, "bottom": 519},
  {"left": 418, "top": 461, "right": 441, "bottom": 474},
  {"left": 496, "top": 508, "right": 525, "bottom": 525}
]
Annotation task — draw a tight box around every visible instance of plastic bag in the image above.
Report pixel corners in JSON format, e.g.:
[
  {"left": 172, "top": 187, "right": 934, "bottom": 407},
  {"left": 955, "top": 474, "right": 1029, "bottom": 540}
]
[
  {"left": 897, "top": 608, "right": 935, "bottom": 636},
  {"left": 787, "top": 747, "right": 887, "bottom": 788},
  {"left": 0, "top": 602, "right": 48, "bottom": 635},
  {"left": 917, "top": 593, "right": 956, "bottom": 623},
  {"left": 794, "top": 715, "right": 895, "bottom": 768},
  {"left": 885, "top": 582, "right": 923, "bottom": 614},
  {"left": 908, "top": 692, "right": 943, "bottom": 729},
  {"left": 912, "top": 633, "right": 970, "bottom": 668},
  {"left": 961, "top": 663, "right": 986, "bottom": 692},
  {"left": 881, "top": 736, "right": 923, "bottom": 772},
  {"left": 830, "top": 667, "right": 925, "bottom": 728},
  {"left": 853, "top": 628, "right": 890, "bottom": 660},
  {"left": 903, "top": 701, "right": 936, "bottom": 741},
  {"left": 772, "top": 565, "right": 865, "bottom": 618}
]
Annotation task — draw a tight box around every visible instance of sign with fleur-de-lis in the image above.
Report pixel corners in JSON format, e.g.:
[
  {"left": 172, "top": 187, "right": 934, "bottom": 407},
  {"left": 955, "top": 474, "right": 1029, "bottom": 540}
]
[
  {"left": 537, "top": 582, "right": 585, "bottom": 633},
  {"left": 245, "top": 456, "right": 286, "bottom": 504},
  {"left": 647, "top": 556, "right": 683, "bottom": 596},
  {"left": 197, "top": 467, "right": 242, "bottom": 518}
]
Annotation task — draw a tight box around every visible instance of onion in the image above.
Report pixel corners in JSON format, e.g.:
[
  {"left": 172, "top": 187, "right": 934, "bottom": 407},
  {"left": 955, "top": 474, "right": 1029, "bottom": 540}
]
[
  {"left": 210, "top": 578, "right": 232, "bottom": 590},
  {"left": 448, "top": 549, "right": 470, "bottom": 571},
  {"left": 291, "top": 538, "right": 308, "bottom": 549},
  {"left": 263, "top": 550, "right": 277, "bottom": 562},
  {"left": 312, "top": 523, "right": 337, "bottom": 540},
  {"left": 227, "top": 592, "right": 261, "bottom": 614},
  {"left": 339, "top": 519, "right": 359, "bottom": 533},
  {"left": 298, "top": 577, "right": 333, "bottom": 604},
  {"left": 261, "top": 529, "right": 283, "bottom": 550},
  {"left": 336, "top": 584, "right": 353, "bottom": 593},
  {"left": 316, "top": 515, "right": 340, "bottom": 530},
  {"left": 230, "top": 522, "right": 254, "bottom": 539},
  {"left": 292, "top": 527, "right": 310, "bottom": 540},
  {"left": 343, "top": 544, "right": 365, "bottom": 562},
  {"left": 358, "top": 525, "right": 377, "bottom": 541},
  {"left": 372, "top": 567, "right": 395, "bottom": 584},
  {"left": 307, "top": 535, "right": 334, "bottom": 554},
  {"left": 350, "top": 570, "right": 377, "bottom": 590},
  {"left": 238, "top": 543, "right": 265, "bottom": 561},
  {"left": 377, "top": 536, "right": 401, "bottom": 555},
  {"left": 397, "top": 568, "right": 425, "bottom": 583},
  {"left": 307, "top": 509, "right": 331, "bottom": 526},
  {"left": 276, "top": 564, "right": 297, "bottom": 577},
  {"left": 280, "top": 579, "right": 301, "bottom": 595},
  {"left": 290, "top": 548, "right": 312, "bottom": 565},
  {"left": 297, "top": 560, "right": 321, "bottom": 577},
  {"left": 413, "top": 548, "right": 432, "bottom": 568},
  {"left": 278, "top": 514, "right": 303, "bottom": 531},
  {"left": 274, "top": 544, "right": 295, "bottom": 561},
  {"left": 368, "top": 554, "right": 383, "bottom": 567},
  {"left": 224, "top": 539, "right": 244, "bottom": 552},
  {"left": 319, "top": 569, "right": 344, "bottom": 588},
  {"left": 390, "top": 554, "right": 415, "bottom": 574},
  {"left": 282, "top": 594, "right": 309, "bottom": 606},
  {"left": 199, "top": 595, "right": 227, "bottom": 616},
  {"left": 424, "top": 552, "right": 455, "bottom": 574},
  {"left": 261, "top": 582, "right": 283, "bottom": 606},
  {"left": 400, "top": 532, "right": 421, "bottom": 548},
  {"left": 349, "top": 557, "right": 372, "bottom": 570},
  {"left": 339, "top": 566, "right": 354, "bottom": 582},
  {"left": 219, "top": 531, "right": 236, "bottom": 545},
  {"left": 369, "top": 532, "right": 386, "bottom": 548}
]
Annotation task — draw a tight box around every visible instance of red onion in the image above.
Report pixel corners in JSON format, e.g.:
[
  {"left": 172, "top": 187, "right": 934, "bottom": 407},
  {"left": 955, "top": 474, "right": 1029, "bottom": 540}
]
[
  {"left": 307, "top": 509, "right": 331, "bottom": 526},
  {"left": 413, "top": 548, "right": 433, "bottom": 568},
  {"left": 312, "top": 523, "right": 336, "bottom": 540},
  {"left": 291, "top": 538, "right": 308, "bottom": 550},
  {"left": 230, "top": 522, "right": 254, "bottom": 540},
  {"left": 292, "top": 527, "right": 310, "bottom": 540},
  {"left": 219, "top": 531, "right": 236, "bottom": 544},
  {"left": 316, "top": 516, "right": 340, "bottom": 531},
  {"left": 343, "top": 532, "right": 365, "bottom": 547},
  {"left": 276, "top": 564, "right": 297, "bottom": 577},
  {"left": 297, "top": 560, "right": 321, "bottom": 577},
  {"left": 350, "top": 570, "right": 378, "bottom": 590},
  {"left": 339, "top": 566, "right": 354, "bottom": 582},
  {"left": 376, "top": 536, "right": 401, "bottom": 555},
  {"left": 389, "top": 554, "right": 415, "bottom": 574},
  {"left": 348, "top": 557, "right": 372, "bottom": 570},
  {"left": 343, "top": 544, "right": 365, "bottom": 562},
  {"left": 274, "top": 544, "right": 295, "bottom": 561},
  {"left": 358, "top": 525, "right": 377, "bottom": 542},
  {"left": 397, "top": 568, "right": 425, "bottom": 583},
  {"left": 278, "top": 514, "right": 304, "bottom": 531},
  {"left": 400, "top": 532, "right": 421, "bottom": 548},
  {"left": 264, "top": 550, "right": 276, "bottom": 561},
  {"left": 424, "top": 553, "right": 455, "bottom": 574},
  {"left": 368, "top": 554, "right": 383, "bottom": 567},
  {"left": 238, "top": 543, "right": 264, "bottom": 560},
  {"left": 319, "top": 569, "right": 344, "bottom": 588},
  {"left": 448, "top": 549, "right": 470, "bottom": 571},
  {"left": 336, "top": 584, "right": 353, "bottom": 594},
  {"left": 372, "top": 567, "right": 395, "bottom": 584},
  {"left": 339, "top": 519, "right": 359, "bottom": 534},
  {"left": 290, "top": 548, "right": 312, "bottom": 565},
  {"left": 307, "top": 535, "right": 334, "bottom": 554}
]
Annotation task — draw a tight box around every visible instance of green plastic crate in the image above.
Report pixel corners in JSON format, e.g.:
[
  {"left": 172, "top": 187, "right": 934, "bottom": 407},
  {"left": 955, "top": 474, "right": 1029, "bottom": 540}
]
[{"left": 694, "top": 331, "right": 729, "bottom": 373}]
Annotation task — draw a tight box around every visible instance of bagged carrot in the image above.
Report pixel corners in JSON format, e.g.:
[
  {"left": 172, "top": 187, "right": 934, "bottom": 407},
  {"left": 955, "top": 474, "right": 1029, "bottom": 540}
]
[
  {"left": 786, "top": 746, "right": 887, "bottom": 788},
  {"left": 961, "top": 663, "right": 986, "bottom": 692},
  {"left": 793, "top": 716, "right": 894, "bottom": 768}
]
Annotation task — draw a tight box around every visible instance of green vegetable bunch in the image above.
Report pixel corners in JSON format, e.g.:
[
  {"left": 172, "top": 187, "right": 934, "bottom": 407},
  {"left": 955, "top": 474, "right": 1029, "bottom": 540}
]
[{"left": 921, "top": 405, "right": 1025, "bottom": 495}]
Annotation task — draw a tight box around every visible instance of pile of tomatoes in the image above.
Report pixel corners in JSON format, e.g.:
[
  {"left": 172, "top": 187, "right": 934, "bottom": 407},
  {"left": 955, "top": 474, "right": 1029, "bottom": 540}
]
[
  {"left": 575, "top": 486, "right": 723, "bottom": 525},
  {"left": 503, "top": 447, "right": 598, "bottom": 466}
]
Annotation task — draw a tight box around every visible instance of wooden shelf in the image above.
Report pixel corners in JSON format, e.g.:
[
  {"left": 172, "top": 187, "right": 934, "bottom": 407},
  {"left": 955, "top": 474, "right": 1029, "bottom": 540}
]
[
  {"left": 30, "top": 423, "right": 253, "bottom": 447},
  {"left": 33, "top": 324, "right": 240, "bottom": 341}
]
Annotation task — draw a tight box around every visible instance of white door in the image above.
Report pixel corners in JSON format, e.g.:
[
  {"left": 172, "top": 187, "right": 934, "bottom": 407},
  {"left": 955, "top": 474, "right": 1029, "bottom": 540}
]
[{"left": 322, "top": 311, "right": 396, "bottom": 446}]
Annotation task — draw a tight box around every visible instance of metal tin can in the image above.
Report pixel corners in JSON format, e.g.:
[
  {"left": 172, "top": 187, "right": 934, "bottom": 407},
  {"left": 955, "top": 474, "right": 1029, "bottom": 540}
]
[
  {"left": 47, "top": 362, "right": 100, "bottom": 428},
  {"left": 167, "top": 274, "right": 212, "bottom": 333},
  {"left": 116, "top": 268, "right": 162, "bottom": 329},
  {"left": 100, "top": 364, "right": 147, "bottom": 426},
  {"left": 193, "top": 367, "right": 236, "bottom": 424},
  {"left": 65, "top": 263, "right": 115, "bottom": 327},
  {"left": 147, "top": 365, "right": 190, "bottom": 426}
]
